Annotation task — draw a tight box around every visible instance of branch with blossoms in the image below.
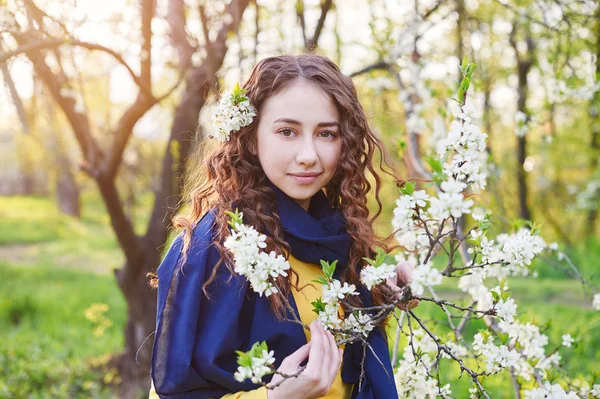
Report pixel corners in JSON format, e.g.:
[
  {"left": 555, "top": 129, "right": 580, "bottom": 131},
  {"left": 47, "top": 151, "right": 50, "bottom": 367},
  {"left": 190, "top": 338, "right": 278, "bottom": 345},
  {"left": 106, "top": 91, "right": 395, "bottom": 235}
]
[
  {"left": 385, "top": 58, "right": 600, "bottom": 398},
  {"left": 221, "top": 58, "right": 600, "bottom": 397}
]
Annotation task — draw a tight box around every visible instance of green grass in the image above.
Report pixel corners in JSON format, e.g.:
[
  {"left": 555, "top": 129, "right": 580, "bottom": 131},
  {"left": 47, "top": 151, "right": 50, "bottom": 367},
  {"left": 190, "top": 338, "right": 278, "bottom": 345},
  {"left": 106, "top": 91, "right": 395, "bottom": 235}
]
[
  {"left": 0, "top": 192, "right": 155, "bottom": 275},
  {"left": 0, "top": 261, "right": 126, "bottom": 398},
  {"left": 0, "top": 193, "right": 131, "bottom": 398}
]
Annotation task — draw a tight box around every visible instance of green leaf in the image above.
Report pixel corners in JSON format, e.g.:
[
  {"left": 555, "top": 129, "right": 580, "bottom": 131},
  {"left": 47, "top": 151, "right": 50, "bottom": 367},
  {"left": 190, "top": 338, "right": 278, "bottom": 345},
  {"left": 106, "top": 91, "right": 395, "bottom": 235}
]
[
  {"left": 497, "top": 331, "right": 509, "bottom": 345},
  {"left": 383, "top": 254, "right": 396, "bottom": 265},
  {"left": 398, "top": 181, "right": 415, "bottom": 196},
  {"left": 235, "top": 351, "right": 252, "bottom": 367},
  {"left": 320, "top": 259, "right": 337, "bottom": 278},
  {"left": 224, "top": 208, "right": 243, "bottom": 229},
  {"left": 460, "top": 77, "right": 471, "bottom": 92},
  {"left": 312, "top": 276, "right": 329, "bottom": 285},
  {"left": 491, "top": 290, "right": 500, "bottom": 303},
  {"left": 311, "top": 298, "right": 326, "bottom": 314},
  {"left": 374, "top": 251, "right": 386, "bottom": 267},
  {"left": 462, "top": 56, "right": 469, "bottom": 69},
  {"left": 424, "top": 155, "right": 442, "bottom": 174}
]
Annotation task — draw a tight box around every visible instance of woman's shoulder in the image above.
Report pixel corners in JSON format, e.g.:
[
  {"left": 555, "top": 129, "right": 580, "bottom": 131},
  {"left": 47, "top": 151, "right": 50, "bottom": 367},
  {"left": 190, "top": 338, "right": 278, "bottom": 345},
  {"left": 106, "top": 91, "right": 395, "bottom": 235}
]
[{"left": 158, "top": 208, "right": 220, "bottom": 274}]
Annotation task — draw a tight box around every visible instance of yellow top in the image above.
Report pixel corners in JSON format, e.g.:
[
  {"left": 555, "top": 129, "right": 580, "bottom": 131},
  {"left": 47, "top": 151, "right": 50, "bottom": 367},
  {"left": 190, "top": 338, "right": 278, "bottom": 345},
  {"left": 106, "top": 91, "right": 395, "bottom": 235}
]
[{"left": 149, "top": 254, "right": 352, "bottom": 399}]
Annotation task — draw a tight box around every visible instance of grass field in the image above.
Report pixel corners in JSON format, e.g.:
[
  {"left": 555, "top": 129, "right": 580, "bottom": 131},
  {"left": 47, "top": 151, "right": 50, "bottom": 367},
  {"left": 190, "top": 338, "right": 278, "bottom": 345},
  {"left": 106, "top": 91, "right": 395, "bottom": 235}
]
[{"left": 0, "top": 194, "right": 598, "bottom": 398}]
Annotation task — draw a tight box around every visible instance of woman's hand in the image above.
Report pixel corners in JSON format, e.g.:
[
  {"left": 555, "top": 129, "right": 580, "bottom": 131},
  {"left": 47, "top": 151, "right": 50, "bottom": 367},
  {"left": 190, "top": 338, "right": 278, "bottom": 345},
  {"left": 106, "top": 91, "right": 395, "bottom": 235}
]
[
  {"left": 385, "top": 260, "right": 420, "bottom": 311},
  {"left": 267, "top": 321, "right": 343, "bottom": 399}
]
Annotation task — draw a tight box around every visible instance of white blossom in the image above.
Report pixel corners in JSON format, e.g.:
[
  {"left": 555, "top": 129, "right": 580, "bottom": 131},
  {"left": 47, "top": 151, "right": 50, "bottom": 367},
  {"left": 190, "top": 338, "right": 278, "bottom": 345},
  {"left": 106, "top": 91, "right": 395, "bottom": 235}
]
[
  {"left": 562, "top": 334, "right": 574, "bottom": 348},
  {"left": 360, "top": 262, "right": 396, "bottom": 290},
  {"left": 341, "top": 311, "right": 374, "bottom": 338},
  {"left": 210, "top": 87, "right": 257, "bottom": 142},
  {"left": 317, "top": 303, "right": 342, "bottom": 330},
  {"left": 322, "top": 279, "right": 359, "bottom": 304},
  {"left": 472, "top": 333, "right": 520, "bottom": 373},
  {"left": 436, "top": 114, "right": 489, "bottom": 191},
  {"left": 524, "top": 381, "right": 581, "bottom": 399},
  {"left": 224, "top": 218, "right": 289, "bottom": 297},
  {"left": 502, "top": 228, "right": 547, "bottom": 268},
  {"left": 409, "top": 261, "right": 443, "bottom": 296},
  {"left": 234, "top": 349, "right": 275, "bottom": 384},
  {"left": 391, "top": 190, "right": 430, "bottom": 234},
  {"left": 428, "top": 179, "right": 474, "bottom": 220},
  {"left": 495, "top": 297, "right": 517, "bottom": 323}
]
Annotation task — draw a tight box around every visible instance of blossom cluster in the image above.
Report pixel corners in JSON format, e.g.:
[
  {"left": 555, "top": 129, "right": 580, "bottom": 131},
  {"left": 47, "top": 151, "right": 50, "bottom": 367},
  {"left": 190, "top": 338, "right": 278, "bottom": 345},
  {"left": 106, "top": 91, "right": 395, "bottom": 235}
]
[
  {"left": 360, "top": 262, "right": 396, "bottom": 290},
  {"left": 233, "top": 342, "right": 276, "bottom": 384},
  {"left": 407, "top": 261, "right": 443, "bottom": 296},
  {"left": 437, "top": 102, "right": 489, "bottom": 191},
  {"left": 524, "top": 381, "right": 600, "bottom": 399},
  {"left": 210, "top": 83, "right": 257, "bottom": 142},
  {"left": 224, "top": 211, "right": 290, "bottom": 297},
  {"left": 472, "top": 332, "right": 520, "bottom": 374},
  {"left": 497, "top": 320, "right": 561, "bottom": 380},
  {"left": 428, "top": 179, "right": 475, "bottom": 220},
  {"left": 314, "top": 262, "right": 377, "bottom": 339},
  {"left": 394, "top": 327, "right": 453, "bottom": 398}
]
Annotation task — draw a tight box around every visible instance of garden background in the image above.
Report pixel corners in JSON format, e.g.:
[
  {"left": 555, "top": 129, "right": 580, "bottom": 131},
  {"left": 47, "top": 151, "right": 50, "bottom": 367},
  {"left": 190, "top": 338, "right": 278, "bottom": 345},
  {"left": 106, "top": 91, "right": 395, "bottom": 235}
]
[{"left": 1, "top": 0, "right": 599, "bottom": 398}]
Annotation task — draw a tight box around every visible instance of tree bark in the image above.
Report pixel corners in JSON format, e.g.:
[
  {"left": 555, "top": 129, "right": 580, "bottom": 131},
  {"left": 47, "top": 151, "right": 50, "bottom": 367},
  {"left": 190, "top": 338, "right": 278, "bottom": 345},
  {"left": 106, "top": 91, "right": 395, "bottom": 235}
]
[
  {"left": 511, "top": 24, "right": 534, "bottom": 222},
  {"left": 585, "top": 6, "right": 600, "bottom": 238}
]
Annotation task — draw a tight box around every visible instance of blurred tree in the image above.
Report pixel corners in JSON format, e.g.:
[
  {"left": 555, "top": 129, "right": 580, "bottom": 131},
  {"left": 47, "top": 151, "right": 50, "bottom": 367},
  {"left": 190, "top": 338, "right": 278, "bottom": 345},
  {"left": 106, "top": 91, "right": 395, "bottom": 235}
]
[
  {"left": 0, "top": 41, "right": 36, "bottom": 195},
  {"left": 510, "top": 19, "right": 534, "bottom": 222},
  {"left": 2, "top": 0, "right": 251, "bottom": 394}
]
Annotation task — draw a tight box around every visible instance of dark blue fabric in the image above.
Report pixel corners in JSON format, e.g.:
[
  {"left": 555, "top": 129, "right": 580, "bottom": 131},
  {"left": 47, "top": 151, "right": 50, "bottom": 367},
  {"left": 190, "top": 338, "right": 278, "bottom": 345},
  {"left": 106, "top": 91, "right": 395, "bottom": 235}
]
[{"left": 150, "top": 182, "right": 398, "bottom": 398}]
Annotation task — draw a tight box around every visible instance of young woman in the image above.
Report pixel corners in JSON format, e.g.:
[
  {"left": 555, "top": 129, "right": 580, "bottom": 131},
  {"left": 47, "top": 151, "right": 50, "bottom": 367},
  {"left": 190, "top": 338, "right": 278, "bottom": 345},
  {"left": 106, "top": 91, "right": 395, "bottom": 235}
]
[{"left": 149, "top": 54, "right": 419, "bottom": 399}]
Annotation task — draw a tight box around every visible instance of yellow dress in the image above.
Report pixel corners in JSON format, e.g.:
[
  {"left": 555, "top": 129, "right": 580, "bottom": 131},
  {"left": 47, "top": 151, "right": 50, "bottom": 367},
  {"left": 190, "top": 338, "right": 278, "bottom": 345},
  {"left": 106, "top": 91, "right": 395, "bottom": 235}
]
[{"left": 149, "top": 253, "right": 353, "bottom": 399}]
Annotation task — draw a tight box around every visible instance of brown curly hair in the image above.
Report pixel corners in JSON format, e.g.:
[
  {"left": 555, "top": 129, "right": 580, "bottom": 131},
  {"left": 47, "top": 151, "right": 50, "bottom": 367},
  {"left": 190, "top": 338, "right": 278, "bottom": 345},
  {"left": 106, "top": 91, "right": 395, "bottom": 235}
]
[{"left": 169, "top": 54, "right": 401, "bottom": 319}]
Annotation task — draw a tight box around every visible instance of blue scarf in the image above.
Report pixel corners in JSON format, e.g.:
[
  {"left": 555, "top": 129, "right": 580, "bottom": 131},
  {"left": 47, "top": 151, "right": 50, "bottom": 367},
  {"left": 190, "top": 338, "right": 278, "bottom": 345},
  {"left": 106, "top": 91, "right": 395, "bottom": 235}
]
[{"left": 151, "top": 182, "right": 398, "bottom": 398}]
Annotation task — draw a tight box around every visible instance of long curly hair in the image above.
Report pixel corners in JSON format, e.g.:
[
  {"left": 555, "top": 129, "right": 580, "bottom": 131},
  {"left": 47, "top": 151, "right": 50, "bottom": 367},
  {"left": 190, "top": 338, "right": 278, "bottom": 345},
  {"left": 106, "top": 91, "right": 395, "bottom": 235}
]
[{"left": 171, "top": 54, "right": 401, "bottom": 320}]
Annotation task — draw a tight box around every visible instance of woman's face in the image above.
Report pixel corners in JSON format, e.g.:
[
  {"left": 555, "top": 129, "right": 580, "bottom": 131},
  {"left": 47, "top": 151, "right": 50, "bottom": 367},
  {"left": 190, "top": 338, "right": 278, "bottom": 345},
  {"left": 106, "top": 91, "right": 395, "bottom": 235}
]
[{"left": 254, "top": 79, "right": 342, "bottom": 211}]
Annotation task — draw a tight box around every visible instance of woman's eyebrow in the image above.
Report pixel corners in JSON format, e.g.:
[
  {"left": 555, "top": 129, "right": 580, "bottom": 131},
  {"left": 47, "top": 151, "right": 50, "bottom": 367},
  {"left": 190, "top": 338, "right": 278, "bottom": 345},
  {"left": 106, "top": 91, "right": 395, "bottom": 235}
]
[{"left": 272, "top": 117, "right": 339, "bottom": 128}]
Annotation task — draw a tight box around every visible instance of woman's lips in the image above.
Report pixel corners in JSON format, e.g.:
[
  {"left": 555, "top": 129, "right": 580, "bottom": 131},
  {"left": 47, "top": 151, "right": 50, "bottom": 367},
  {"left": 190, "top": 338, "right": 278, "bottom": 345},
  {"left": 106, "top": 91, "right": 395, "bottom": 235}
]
[{"left": 288, "top": 173, "right": 321, "bottom": 184}]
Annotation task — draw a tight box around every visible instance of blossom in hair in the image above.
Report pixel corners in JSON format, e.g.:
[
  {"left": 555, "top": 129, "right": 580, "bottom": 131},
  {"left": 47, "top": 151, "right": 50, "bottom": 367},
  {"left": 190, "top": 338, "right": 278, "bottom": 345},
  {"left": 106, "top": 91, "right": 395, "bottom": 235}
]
[{"left": 210, "top": 83, "right": 257, "bottom": 142}]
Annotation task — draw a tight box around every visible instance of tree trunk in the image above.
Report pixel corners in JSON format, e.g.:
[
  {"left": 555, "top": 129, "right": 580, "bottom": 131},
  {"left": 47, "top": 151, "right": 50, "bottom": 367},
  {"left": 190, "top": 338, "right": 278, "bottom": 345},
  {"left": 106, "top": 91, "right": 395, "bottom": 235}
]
[
  {"left": 512, "top": 26, "right": 534, "bottom": 222},
  {"left": 56, "top": 164, "right": 81, "bottom": 218},
  {"left": 585, "top": 7, "right": 600, "bottom": 238},
  {"left": 112, "top": 2, "right": 252, "bottom": 395}
]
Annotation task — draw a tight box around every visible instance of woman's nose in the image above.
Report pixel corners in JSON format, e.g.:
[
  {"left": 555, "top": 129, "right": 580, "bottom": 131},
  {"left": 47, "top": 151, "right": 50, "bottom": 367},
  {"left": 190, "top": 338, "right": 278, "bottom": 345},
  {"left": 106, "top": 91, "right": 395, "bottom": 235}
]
[{"left": 295, "top": 136, "right": 318, "bottom": 165}]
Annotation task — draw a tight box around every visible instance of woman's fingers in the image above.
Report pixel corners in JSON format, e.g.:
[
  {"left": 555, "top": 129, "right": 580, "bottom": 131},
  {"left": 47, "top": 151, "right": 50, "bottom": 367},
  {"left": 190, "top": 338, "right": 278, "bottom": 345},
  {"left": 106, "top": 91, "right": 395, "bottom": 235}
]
[
  {"left": 306, "top": 322, "right": 325, "bottom": 373},
  {"left": 395, "top": 261, "right": 414, "bottom": 286},
  {"left": 325, "top": 329, "right": 340, "bottom": 384},
  {"left": 282, "top": 341, "right": 311, "bottom": 369}
]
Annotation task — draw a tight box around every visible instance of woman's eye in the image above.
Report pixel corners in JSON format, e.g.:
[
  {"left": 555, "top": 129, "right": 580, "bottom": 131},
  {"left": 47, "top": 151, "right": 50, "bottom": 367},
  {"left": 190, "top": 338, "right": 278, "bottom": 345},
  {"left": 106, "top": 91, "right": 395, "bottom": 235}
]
[
  {"left": 319, "top": 130, "right": 337, "bottom": 138},
  {"left": 278, "top": 128, "right": 295, "bottom": 137}
]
